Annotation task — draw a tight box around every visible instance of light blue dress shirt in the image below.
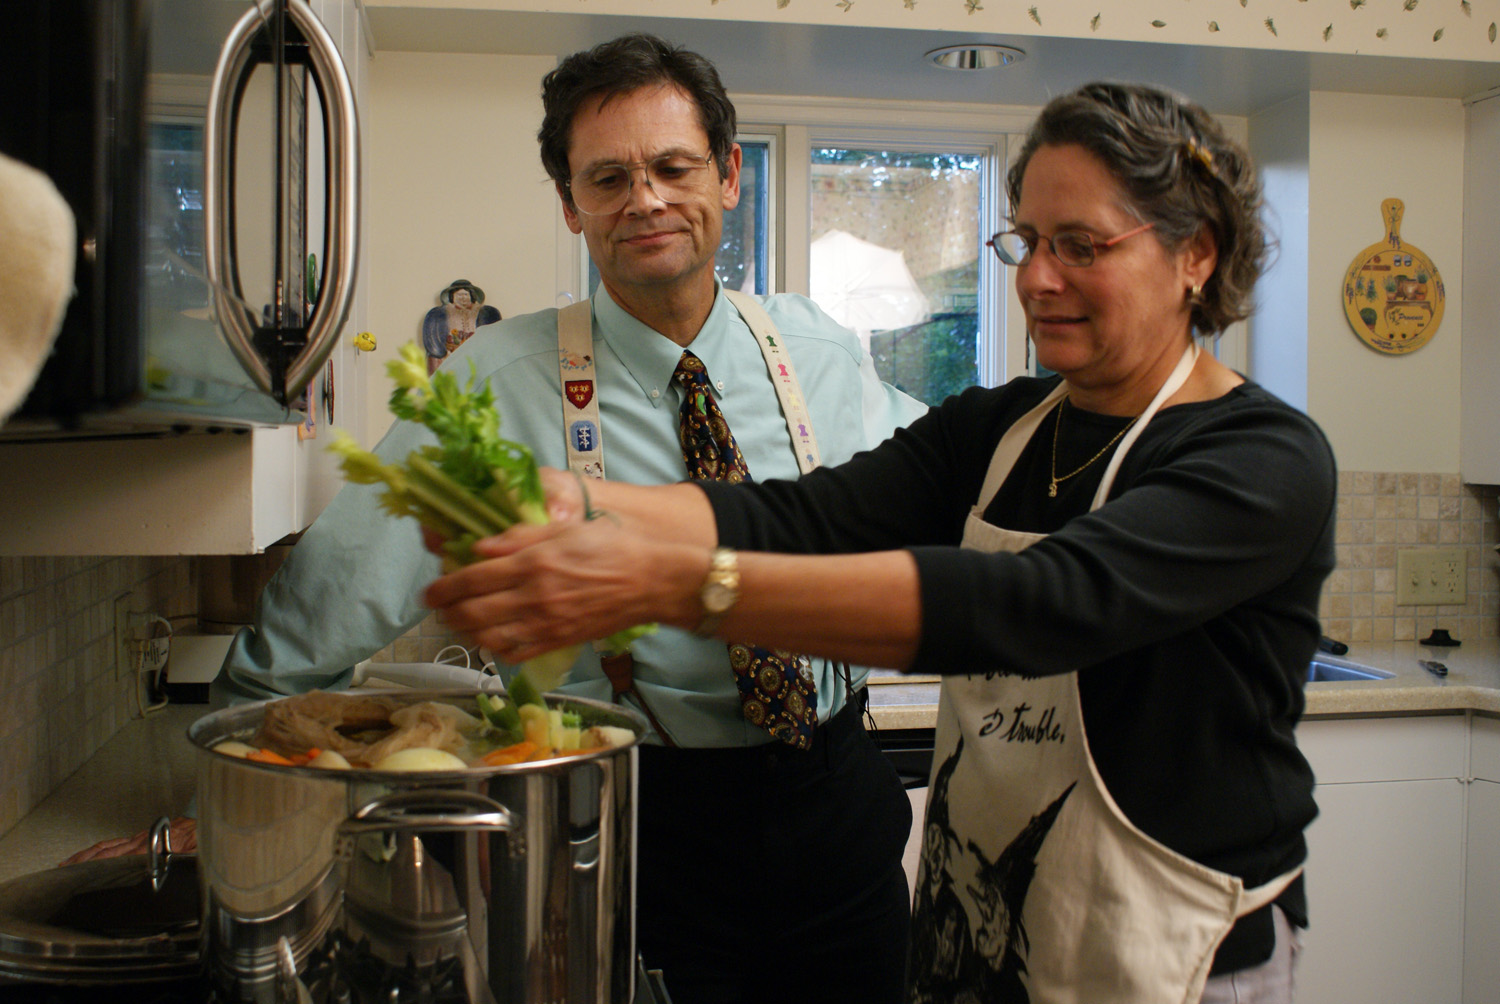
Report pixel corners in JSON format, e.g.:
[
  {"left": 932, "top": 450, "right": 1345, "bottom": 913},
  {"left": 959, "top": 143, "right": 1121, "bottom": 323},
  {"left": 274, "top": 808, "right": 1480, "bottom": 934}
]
[{"left": 215, "top": 284, "right": 927, "bottom": 747}]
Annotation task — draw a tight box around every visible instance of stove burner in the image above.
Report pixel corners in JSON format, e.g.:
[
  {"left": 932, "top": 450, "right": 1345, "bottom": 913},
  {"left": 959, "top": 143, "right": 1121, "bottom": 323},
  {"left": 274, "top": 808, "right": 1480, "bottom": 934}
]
[{"left": 300, "top": 929, "right": 470, "bottom": 1004}]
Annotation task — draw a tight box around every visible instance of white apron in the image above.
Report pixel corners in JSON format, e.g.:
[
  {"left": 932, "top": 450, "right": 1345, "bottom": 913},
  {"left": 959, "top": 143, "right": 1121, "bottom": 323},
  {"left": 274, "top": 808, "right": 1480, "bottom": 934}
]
[{"left": 908, "top": 343, "right": 1300, "bottom": 1004}]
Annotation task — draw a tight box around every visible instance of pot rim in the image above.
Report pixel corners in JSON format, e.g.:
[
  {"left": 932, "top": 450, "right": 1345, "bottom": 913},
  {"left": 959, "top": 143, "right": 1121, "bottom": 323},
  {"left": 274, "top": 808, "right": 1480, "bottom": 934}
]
[{"left": 187, "top": 687, "right": 649, "bottom": 777}]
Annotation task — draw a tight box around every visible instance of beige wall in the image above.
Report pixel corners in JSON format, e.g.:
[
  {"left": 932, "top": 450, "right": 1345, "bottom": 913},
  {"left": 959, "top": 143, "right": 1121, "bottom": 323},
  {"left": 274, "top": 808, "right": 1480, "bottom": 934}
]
[
  {"left": 1306, "top": 91, "right": 1466, "bottom": 474},
  {"left": 362, "top": 61, "right": 1475, "bottom": 475},
  {"left": 363, "top": 51, "right": 563, "bottom": 439}
]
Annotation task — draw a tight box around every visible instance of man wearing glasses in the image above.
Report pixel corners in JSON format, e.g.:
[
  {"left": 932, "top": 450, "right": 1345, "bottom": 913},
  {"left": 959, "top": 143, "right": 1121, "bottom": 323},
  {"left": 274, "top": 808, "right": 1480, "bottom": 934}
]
[{"left": 212, "top": 32, "right": 926, "bottom": 1004}]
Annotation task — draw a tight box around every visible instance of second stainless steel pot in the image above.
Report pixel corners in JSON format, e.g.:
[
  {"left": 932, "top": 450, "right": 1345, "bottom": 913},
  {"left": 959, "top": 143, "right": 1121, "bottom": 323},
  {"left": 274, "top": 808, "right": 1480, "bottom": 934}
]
[{"left": 188, "top": 689, "right": 646, "bottom": 1004}]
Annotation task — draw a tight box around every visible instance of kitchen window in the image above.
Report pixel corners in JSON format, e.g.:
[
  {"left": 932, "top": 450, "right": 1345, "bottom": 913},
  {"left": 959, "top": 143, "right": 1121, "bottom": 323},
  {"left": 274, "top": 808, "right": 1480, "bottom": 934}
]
[
  {"left": 806, "top": 145, "right": 986, "bottom": 405},
  {"left": 736, "top": 97, "right": 1029, "bottom": 403}
]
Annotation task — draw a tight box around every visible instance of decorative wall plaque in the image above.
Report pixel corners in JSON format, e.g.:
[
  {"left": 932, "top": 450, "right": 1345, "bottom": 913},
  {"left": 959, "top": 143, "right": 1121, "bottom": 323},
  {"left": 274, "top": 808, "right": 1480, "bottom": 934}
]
[{"left": 1342, "top": 198, "right": 1445, "bottom": 356}]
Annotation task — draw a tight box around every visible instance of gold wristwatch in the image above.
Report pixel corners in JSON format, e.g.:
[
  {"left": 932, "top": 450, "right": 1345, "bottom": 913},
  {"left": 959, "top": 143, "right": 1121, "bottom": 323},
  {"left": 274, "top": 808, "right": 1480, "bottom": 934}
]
[{"left": 695, "top": 547, "right": 740, "bottom": 637}]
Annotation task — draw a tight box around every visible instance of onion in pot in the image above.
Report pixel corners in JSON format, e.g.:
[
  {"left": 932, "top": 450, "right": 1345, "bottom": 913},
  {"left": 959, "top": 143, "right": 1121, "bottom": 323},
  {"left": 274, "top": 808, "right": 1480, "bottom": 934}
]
[
  {"left": 371, "top": 747, "right": 469, "bottom": 772},
  {"left": 307, "top": 748, "right": 352, "bottom": 770}
]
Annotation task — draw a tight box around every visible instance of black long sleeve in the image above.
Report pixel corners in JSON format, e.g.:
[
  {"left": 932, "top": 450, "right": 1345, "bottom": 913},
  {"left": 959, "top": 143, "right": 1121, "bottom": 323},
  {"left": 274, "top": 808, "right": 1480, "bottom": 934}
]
[{"left": 703, "top": 376, "right": 1337, "bottom": 967}]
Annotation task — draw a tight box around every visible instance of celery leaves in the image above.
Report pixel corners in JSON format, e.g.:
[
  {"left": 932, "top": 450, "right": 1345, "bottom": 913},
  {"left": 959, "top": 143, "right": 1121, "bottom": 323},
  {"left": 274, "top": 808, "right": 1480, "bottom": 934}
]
[{"left": 331, "top": 342, "right": 654, "bottom": 698}]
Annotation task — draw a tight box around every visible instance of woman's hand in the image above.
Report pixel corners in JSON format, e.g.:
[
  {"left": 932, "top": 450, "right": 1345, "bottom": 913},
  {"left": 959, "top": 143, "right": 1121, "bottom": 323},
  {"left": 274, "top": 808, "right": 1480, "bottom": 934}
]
[
  {"left": 423, "top": 517, "right": 703, "bottom": 663},
  {"left": 538, "top": 466, "right": 589, "bottom": 523}
]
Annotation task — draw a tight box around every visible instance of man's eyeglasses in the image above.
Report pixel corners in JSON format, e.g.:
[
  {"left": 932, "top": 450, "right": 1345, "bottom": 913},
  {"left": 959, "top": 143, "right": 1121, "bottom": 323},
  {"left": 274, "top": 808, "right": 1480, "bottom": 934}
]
[
  {"left": 986, "top": 222, "right": 1156, "bottom": 268},
  {"left": 567, "top": 152, "right": 717, "bottom": 216}
]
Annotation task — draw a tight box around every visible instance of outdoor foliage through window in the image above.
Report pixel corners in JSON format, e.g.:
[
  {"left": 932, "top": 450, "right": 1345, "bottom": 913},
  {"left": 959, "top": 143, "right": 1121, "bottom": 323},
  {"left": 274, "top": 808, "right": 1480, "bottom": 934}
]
[{"left": 809, "top": 147, "right": 982, "bottom": 406}]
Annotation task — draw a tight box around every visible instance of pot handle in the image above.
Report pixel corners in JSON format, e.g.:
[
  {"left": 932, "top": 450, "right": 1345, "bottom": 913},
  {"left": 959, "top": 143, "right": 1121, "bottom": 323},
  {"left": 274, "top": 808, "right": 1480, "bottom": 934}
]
[
  {"left": 147, "top": 816, "right": 173, "bottom": 892},
  {"left": 340, "top": 790, "right": 523, "bottom": 854}
]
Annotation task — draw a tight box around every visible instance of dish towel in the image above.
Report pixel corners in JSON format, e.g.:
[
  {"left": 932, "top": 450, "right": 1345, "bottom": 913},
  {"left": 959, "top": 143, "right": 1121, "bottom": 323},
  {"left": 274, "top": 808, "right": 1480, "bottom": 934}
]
[{"left": 0, "top": 153, "right": 75, "bottom": 423}]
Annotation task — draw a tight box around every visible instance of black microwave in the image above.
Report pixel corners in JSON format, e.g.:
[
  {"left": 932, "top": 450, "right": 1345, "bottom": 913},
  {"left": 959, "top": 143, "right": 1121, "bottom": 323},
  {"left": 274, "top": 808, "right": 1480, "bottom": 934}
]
[{"left": 0, "top": 0, "right": 358, "bottom": 441}]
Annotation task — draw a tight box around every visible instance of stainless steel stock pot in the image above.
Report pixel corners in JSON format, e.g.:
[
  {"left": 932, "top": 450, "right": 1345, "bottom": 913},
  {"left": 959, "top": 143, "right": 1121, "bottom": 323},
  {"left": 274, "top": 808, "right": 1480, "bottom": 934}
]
[{"left": 187, "top": 689, "right": 647, "bottom": 1004}]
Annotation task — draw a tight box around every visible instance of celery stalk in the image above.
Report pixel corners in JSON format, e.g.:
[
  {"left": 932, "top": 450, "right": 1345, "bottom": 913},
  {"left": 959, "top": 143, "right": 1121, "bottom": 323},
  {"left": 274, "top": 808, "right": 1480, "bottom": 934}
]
[{"left": 331, "top": 341, "right": 656, "bottom": 708}]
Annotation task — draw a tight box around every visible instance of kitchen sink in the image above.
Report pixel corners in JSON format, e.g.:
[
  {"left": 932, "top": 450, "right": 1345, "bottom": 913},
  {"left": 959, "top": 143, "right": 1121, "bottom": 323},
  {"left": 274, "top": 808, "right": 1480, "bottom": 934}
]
[{"left": 1307, "top": 656, "right": 1395, "bottom": 683}]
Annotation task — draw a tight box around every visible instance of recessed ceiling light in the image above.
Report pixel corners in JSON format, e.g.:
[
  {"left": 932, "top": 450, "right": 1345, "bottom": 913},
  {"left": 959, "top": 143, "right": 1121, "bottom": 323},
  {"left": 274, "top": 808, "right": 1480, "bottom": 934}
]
[{"left": 924, "top": 44, "right": 1026, "bottom": 70}]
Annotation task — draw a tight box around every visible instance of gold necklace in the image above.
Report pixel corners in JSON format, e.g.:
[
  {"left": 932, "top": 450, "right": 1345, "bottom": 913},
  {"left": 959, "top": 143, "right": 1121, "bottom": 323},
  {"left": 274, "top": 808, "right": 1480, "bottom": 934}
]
[{"left": 1048, "top": 398, "right": 1139, "bottom": 498}]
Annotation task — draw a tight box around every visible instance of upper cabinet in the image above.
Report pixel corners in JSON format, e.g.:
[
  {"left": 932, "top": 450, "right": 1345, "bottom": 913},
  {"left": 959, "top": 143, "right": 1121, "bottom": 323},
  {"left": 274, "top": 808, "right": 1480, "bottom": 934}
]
[{"left": 1462, "top": 90, "right": 1500, "bottom": 485}]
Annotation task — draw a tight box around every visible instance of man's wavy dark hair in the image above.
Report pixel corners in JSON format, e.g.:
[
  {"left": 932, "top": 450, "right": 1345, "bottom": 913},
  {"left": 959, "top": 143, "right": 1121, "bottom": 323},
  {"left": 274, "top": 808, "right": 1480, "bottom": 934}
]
[{"left": 538, "top": 34, "right": 737, "bottom": 203}]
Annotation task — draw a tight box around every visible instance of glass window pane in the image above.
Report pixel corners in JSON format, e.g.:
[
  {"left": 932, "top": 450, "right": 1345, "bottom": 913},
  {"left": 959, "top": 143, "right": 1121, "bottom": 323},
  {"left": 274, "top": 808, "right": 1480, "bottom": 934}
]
[
  {"left": 809, "top": 148, "right": 982, "bottom": 406},
  {"left": 718, "top": 140, "right": 769, "bottom": 294}
]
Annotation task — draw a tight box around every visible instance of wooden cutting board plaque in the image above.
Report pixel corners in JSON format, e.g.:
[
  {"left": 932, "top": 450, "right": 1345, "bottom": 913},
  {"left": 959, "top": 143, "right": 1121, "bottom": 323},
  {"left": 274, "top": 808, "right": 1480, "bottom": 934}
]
[{"left": 1341, "top": 198, "right": 1445, "bottom": 356}]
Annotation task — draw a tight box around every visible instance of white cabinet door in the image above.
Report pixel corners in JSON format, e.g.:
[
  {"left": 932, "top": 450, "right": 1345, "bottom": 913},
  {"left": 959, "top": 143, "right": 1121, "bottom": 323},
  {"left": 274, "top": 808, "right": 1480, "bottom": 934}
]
[
  {"left": 1299, "top": 778, "right": 1466, "bottom": 1004},
  {"left": 1467, "top": 779, "right": 1500, "bottom": 1004},
  {"left": 1297, "top": 716, "right": 1468, "bottom": 1004},
  {"left": 1467, "top": 717, "right": 1500, "bottom": 1004}
]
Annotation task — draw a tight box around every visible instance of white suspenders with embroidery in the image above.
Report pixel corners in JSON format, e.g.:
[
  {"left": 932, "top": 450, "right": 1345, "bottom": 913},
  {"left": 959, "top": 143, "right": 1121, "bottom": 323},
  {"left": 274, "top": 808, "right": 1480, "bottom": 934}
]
[
  {"left": 557, "top": 292, "right": 821, "bottom": 478},
  {"left": 557, "top": 300, "right": 605, "bottom": 478}
]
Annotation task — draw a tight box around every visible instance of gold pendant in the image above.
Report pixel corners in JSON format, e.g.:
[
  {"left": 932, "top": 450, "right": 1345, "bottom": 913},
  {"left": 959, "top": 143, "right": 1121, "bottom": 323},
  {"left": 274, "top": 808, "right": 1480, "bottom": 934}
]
[{"left": 1048, "top": 480, "right": 1058, "bottom": 498}]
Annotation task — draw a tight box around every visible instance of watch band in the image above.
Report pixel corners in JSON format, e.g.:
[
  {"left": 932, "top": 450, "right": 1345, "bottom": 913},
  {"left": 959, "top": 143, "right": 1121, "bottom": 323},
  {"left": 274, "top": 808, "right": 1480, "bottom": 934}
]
[{"left": 695, "top": 547, "right": 740, "bottom": 637}]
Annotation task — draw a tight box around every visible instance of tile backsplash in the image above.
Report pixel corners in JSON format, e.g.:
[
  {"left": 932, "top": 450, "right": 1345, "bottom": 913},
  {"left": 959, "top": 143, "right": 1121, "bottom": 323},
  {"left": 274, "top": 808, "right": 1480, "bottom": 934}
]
[
  {"left": 368, "top": 611, "right": 474, "bottom": 667},
  {"left": 0, "top": 556, "right": 195, "bottom": 839},
  {"left": 1321, "top": 472, "right": 1500, "bottom": 644}
]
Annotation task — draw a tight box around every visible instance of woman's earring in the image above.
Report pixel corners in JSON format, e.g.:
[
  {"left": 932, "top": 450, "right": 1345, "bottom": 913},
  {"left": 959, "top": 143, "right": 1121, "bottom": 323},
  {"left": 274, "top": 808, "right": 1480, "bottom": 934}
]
[{"left": 1188, "top": 283, "right": 1202, "bottom": 303}]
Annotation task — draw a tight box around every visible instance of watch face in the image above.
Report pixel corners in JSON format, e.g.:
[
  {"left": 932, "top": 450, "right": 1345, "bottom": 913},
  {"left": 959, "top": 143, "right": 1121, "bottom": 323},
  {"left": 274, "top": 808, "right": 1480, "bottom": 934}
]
[{"left": 703, "top": 582, "right": 735, "bottom": 614}]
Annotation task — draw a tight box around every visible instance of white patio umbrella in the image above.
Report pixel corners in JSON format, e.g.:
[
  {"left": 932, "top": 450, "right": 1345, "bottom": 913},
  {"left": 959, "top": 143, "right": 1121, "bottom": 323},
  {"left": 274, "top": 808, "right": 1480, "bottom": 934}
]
[{"left": 809, "top": 229, "right": 931, "bottom": 349}]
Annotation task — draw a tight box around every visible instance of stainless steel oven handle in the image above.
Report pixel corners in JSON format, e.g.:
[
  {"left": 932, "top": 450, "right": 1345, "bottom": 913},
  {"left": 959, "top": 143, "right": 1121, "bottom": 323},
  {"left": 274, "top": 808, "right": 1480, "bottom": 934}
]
[
  {"left": 204, "top": 0, "right": 271, "bottom": 394},
  {"left": 285, "top": 0, "right": 359, "bottom": 403},
  {"left": 204, "top": 0, "right": 359, "bottom": 406}
]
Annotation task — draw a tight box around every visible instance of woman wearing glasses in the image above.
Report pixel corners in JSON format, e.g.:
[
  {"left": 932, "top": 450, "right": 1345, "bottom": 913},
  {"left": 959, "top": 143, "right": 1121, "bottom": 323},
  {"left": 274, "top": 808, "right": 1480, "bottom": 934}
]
[{"left": 427, "top": 82, "right": 1335, "bottom": 1004}]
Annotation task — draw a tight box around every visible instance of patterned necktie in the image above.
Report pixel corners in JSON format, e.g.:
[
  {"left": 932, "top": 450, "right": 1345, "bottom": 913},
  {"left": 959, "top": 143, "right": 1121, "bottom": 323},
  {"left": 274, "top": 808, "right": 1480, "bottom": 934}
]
[{"left": 674, "top": 350, "right": 818, "bottom": 750}]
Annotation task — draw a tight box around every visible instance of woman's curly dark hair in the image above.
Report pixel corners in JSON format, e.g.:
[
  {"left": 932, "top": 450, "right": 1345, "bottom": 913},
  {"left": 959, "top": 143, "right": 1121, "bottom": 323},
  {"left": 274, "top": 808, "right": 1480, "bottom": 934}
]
[{"left": 1006, "top": 82, "right": 1271, "bottom": 335}]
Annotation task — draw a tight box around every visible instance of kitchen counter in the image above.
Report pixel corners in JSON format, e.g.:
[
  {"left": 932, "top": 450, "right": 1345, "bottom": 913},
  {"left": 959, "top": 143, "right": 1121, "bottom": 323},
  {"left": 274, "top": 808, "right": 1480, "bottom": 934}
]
[
  {"left": 0, "top": 705, "right": 200, "bottom": 886},
  {"left": 865, "top": 638, "right": 1500, "bottom": 730}
]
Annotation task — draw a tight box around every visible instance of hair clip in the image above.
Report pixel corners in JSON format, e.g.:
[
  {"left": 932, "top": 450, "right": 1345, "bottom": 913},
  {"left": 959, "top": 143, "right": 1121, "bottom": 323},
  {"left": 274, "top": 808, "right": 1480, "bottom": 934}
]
[{"left": 1185, "top": 137, "right": 1216, "bottom": 173}]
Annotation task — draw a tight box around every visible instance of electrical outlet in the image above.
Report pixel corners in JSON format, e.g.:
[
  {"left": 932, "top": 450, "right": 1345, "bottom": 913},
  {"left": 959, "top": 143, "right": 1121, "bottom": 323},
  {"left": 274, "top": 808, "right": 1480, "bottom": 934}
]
[
  {"left": 141, "top": 632, "right": 171, "bottom": 676},
  {"left": 1395, "top": 547, "right": 1466, "bottom": 606},
  {"left": 113, "top": 591, "right": 137, "bottom": 680}
]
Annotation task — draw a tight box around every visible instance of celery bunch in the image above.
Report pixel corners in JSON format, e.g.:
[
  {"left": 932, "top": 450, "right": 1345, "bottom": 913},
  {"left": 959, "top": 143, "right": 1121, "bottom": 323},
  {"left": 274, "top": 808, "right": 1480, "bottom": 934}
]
[{"left": 330, "top": 343, "right": 653, "bottom": 693}]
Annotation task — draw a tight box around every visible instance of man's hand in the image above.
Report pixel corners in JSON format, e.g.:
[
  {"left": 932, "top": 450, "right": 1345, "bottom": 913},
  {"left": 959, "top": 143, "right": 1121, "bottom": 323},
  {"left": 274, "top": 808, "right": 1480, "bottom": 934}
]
[{"left": 60, "top": 817, "right": 197, "bottom": 866}]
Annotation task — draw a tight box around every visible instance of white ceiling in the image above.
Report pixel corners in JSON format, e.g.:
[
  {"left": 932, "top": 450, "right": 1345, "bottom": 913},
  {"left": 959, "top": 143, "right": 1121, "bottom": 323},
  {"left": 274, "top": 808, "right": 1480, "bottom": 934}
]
[{"left": 363, "top": 7, "right": 1500, "bottom": 116}]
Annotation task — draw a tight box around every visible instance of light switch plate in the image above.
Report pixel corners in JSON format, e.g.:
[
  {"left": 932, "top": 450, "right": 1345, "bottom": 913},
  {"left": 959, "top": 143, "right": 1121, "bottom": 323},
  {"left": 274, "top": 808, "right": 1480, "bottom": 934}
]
[{"left": 1395, "top": 547, "right": 1466, "bottom": 605}]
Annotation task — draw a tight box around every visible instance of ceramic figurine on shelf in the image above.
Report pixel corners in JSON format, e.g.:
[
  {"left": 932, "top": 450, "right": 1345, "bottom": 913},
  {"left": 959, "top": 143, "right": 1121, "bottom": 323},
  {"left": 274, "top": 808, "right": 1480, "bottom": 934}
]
[{"left": 421, "top": 278, "right": 500, "bottom": 374}]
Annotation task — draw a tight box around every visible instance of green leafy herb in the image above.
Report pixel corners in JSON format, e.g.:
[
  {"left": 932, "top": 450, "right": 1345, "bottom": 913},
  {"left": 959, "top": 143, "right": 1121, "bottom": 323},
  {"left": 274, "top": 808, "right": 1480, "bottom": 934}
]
[{"left": 331, "top": 342, "right": 655, "bottom": 701}]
